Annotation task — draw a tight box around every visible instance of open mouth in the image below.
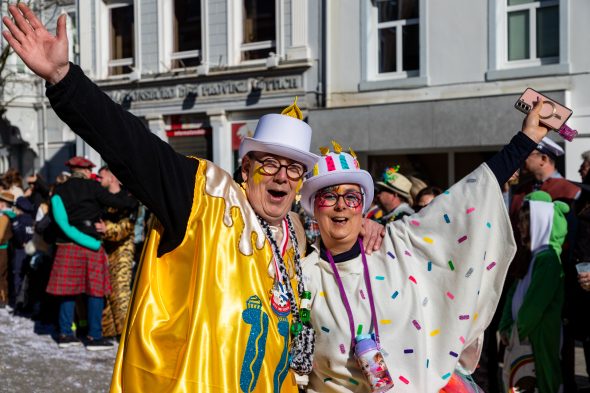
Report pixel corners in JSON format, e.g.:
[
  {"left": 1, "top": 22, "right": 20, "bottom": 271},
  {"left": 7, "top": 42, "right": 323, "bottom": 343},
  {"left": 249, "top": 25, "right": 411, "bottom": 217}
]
[
  {"left": 268, "top": 190, "right": 287, "bottom": 199},
  {"left": 331, "top": 217, "right": 349, "bottom": 225}
]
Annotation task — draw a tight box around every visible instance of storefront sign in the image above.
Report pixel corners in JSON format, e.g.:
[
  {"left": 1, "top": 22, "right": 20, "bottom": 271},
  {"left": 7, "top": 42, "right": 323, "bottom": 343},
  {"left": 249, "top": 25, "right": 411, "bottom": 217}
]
[{"left": 107, "top": 75, "right": 302, "bottom": 104}]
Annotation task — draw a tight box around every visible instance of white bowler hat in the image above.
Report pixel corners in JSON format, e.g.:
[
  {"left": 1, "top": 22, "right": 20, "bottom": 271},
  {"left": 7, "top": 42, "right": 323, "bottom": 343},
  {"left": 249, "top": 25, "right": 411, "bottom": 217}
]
[
  {"left": 300, "top": 141, "right": 374, "bottom": 217},
  {"left": 239, "top": 100, "right": 319, "bottom": 172},
  {"left": 536, "top": 137, "right": 564, "bottom": 160}
]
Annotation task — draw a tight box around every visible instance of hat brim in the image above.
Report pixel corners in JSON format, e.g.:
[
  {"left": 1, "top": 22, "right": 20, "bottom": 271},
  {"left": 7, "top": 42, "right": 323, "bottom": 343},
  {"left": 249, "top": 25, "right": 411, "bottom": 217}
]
[
  {"left": 376, "top": 181, "right": 412, "bottom": 200},
  {"left": 239, "top": 138, "right": 319, "bottom": 173},
  {"left": 65, "top": 164, "right": 95, "bottom": 169},
  {"left": 300, "top": 170, "right": 374, "bottom": 217}
]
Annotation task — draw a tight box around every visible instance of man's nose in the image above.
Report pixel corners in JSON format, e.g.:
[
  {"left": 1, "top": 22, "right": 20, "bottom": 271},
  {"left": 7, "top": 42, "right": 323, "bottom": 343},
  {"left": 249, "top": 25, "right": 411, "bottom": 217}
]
[{"left": 273, "top": 166, "right": 288, "bottom": 182}]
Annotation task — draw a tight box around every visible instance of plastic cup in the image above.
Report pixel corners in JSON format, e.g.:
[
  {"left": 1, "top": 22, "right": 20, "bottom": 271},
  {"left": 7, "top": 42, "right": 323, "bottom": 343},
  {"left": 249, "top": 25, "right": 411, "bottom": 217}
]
[{"left": 576, "top": 262, "right": 590, "bottom": 274}]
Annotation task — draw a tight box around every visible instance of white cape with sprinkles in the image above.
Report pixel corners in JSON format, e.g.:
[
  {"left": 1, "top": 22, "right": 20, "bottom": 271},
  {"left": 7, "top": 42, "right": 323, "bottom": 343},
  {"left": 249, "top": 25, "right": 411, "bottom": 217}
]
[{"left": 302, "top": 163, "right": 516, "bottom": 393}]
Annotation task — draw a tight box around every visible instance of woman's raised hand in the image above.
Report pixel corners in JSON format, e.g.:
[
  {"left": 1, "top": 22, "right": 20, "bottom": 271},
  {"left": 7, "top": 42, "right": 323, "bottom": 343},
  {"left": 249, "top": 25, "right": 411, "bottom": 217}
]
[
  {"left": 521, "top": 98, "right": 551, "bottom": 144},
  {"left": 2, "top": 3, "right": 70, "bottom": 84}
]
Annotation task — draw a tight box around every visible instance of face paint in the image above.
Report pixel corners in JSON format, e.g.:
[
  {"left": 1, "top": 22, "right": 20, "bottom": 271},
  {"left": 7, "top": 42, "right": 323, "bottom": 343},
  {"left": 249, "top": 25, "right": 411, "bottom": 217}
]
[
  {"left": 251, "top": 170, "right": 264, "bottom": 185},
  {"left": 315, "top": 193, "right": 333, "bottom": 211}
]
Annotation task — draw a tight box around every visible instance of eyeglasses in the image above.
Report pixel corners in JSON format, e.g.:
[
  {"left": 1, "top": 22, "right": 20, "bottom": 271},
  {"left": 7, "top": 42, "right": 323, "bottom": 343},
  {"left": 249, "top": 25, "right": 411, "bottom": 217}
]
[
  {"left": 316, "top": 191, "right": 364, "bottom": 208},
  {"left": 253, "top": 157, "right": 306, "bottom": 181}
]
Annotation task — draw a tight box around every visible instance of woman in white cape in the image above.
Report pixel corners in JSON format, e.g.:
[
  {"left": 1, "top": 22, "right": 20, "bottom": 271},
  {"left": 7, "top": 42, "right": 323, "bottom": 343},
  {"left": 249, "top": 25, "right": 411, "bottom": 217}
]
[{"left": 295, "top": 102, "right": 551, "bottom": 392}]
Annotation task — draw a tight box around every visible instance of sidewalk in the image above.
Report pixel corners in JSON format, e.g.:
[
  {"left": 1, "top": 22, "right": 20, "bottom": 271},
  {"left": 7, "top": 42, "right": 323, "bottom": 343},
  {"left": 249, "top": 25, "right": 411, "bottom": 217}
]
[{"left": 0, "top": 307, "right": 117, "bottom": 393}]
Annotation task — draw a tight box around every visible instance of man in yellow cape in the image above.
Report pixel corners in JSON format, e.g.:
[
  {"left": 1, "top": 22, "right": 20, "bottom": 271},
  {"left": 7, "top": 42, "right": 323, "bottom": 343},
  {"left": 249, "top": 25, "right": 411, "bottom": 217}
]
[{"left": 3, "top": 5, "right": 388, "bottom": 391}]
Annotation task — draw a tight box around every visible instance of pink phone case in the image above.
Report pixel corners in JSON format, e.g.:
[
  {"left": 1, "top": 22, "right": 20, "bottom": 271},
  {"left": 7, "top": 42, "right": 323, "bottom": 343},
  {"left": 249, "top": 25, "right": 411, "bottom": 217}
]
[{"left": 515, "top": 88, "right": 573, "bottom": 130}]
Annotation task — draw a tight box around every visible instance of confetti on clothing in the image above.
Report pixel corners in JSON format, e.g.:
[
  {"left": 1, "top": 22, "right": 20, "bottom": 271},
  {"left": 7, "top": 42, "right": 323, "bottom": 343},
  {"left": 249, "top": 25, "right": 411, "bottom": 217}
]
[{"left": 301, "top": 163, "right": 516, "bottom": 392}]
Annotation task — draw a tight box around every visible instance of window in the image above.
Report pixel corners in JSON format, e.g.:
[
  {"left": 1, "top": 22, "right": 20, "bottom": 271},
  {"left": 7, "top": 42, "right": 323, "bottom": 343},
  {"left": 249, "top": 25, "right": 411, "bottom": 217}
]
[
  {"left": 376, "top": 0, "right": 419, "bottom": 75},
  {"left": 171, "top": 0, "right": 201, "bottom": 68},
  {"left": 506, "top": 0, "right": 558, "bottom": 63},
  {"left": 241, "top": 0, "right": 276, "bottom": 61},
  {"left": 108, "top": 3, "right": 134, "bottom": 76}
]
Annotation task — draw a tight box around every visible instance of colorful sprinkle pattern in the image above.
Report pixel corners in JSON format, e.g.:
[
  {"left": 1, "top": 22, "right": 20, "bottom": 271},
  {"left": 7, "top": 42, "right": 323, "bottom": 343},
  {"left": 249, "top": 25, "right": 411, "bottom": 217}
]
[{"left": 301, "top": 164, "right": 514, "bottom": 392}]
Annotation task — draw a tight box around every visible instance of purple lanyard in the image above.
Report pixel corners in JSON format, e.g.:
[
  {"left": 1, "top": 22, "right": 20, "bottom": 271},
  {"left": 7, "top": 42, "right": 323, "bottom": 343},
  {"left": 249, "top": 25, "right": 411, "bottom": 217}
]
[{"left": 325, "top": 238, "right": 380, "bottom": 349}]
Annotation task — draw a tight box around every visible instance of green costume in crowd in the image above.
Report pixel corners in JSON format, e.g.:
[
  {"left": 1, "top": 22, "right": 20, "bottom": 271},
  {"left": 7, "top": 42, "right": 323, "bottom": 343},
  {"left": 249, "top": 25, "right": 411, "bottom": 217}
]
[{"left": 500, "top": 191, "right": 569, "bottom": 393}]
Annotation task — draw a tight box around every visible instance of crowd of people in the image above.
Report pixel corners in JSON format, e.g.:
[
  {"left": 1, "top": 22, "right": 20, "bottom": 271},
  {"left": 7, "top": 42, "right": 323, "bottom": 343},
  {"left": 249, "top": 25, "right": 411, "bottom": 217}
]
[
  {"left": 2, "top": 3, "right": 590, "bottom": 392},
  {"left": 0, "top": 162, "right": 144, "bottom": 352}
]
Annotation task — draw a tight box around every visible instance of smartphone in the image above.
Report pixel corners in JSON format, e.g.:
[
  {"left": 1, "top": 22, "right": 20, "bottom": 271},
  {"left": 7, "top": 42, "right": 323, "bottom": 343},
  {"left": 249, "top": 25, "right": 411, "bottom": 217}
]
[{"left": 515, "top": 88, "right": 572, "bottom": 130}]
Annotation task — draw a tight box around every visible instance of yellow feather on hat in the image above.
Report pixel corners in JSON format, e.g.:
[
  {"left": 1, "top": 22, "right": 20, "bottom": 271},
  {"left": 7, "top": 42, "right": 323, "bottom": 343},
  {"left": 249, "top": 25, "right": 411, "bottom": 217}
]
[
  {"left": 331, "top": 140, "right": 343, "bottom": 154},
  {"left": 281, "top": 97, "right": 303, "bottom": 120}
]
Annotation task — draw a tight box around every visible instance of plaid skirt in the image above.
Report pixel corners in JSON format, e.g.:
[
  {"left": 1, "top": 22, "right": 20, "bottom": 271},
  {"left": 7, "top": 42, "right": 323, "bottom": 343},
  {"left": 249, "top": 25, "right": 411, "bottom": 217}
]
[{"left": 46, "top": 243, "right": 111, "bottom": 297}]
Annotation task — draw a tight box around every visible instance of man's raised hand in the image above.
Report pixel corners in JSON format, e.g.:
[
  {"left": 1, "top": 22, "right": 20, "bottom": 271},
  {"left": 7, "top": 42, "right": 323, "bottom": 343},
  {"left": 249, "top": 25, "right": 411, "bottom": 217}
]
[{"left": 2, "top": 3, "right": 70, "bottom": 84}]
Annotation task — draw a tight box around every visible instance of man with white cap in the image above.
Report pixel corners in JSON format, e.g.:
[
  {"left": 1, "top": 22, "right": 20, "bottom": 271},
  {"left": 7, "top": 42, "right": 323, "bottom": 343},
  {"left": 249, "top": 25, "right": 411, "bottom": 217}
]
[
  {"left": 375, "top": 167, "right": 415, "bottom": 224},
  {"left": 526, "top": 136, "right": 566, "bottom": 180},
  {"left": 1, "top": 4, "right": 386, "bottom": 391},
  {"left": 511, "top": 136, "right": 580, "bottom": 217}
]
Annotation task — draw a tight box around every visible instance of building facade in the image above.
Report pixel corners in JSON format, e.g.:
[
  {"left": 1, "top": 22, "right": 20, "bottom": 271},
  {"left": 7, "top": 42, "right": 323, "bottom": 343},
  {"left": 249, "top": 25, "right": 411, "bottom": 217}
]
[
  {"left": 0, "top": 0, "right": 78, "bottom": 182},
  {"left": 77, "top": 0, "right": 321, "bottom": 175},
  {"left": 308, "top": 0, "right": 590, "bottom": 187},
  {"left": 4, "top": 0, "right": 588, "bottom": 188}
]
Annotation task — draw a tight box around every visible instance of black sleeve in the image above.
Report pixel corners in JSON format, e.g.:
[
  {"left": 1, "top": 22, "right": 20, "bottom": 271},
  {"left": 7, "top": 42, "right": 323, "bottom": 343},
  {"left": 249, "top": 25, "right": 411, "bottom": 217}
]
[
  {"left": 485, "top": 132, "right": 538, "bottom": 187},
  {"left": 46, "top": 63, "right": 198, "bottom": 256}
]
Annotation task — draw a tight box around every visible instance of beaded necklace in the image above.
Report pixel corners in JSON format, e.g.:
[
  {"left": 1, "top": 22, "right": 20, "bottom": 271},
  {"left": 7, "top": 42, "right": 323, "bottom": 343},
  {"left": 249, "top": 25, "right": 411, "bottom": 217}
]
[
  {"left": 257, "top": 214, "right": 301, "bottom": 319},
  {"left": 256, "top": 213, "right": 315, "bottom": 375}
]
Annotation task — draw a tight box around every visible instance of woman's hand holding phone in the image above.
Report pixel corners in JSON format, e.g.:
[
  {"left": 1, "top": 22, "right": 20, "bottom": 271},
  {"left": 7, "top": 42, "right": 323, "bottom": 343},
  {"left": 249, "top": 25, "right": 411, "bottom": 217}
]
[{"left": 521, "top": 99, "right": 550, "bottom": 144}]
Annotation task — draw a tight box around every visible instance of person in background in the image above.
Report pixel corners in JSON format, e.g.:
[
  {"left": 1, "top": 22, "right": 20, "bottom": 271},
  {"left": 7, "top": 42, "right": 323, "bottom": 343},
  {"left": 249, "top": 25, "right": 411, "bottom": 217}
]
[
  {"left": 375, "top": 166, "right": 415, "bottom": 223},
  {"left": 414, "top": 186, "right": 442, "bottom": 212},
  {"left": 131, "top": 202, "right": 148, "bottom": 286},
  {"left": 0, "top": 191, "right": 14, "bottom": 308},
  {"left": 364, "top": 203, "right": 383, "bottom": 222},
  {"left": 407, "top": 174, "right": 427, "bottom": 205},
  {"left": 3, "top": 168, "right": 24, "bottom": 199},
  {"left": 500, "top": 191, "right": 568, "bottom": 393},
  {"left": 47, "top": 156, "right": 136, "bottom": 350},
  {"left": 97, "top": 165, "right": 138, "bottom": 338},
  {"left": 24, "top": 173, "right": 50, "bottom": 213},
  {"left": 55, "top": 172, "right": 70, "bottom": 185},
  {"left": 511, "top": 137, "right": 579, "bottom": 214},
  {"left": 570, "top": 150, "right": 590, "bottom": 384},
  {"left": 509, "top": 137, "right": 581, "bottom": 392},
  {"left": 28, "top": 196, "right": 54, "bottom": 322},
  {"left": 10, "top": 196, "right": 35, "bottom": 312}
]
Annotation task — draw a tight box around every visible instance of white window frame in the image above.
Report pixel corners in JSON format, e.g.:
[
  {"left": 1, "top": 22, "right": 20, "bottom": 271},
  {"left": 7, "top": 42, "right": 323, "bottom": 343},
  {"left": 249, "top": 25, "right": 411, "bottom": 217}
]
[
  {"left": 361, "top": 0, "right": 427, "bottom": 90},
  {"left": 97, "top": 0, "right": 139, "bottom": 79},
  {"left": 371, "top": 13, "right": 419, "bottom": 79},
  {"left": 503, "top": 0, "right": 559, "bottom": 67},
  {"left": 228, "top": 0, "right": 282, "bottom": 66},
  {"left": 488, "top": 0, "right": 569, "bottom": 80},
  {"left": 159, "top": 0, "right": 206, "bottom": 71}
]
